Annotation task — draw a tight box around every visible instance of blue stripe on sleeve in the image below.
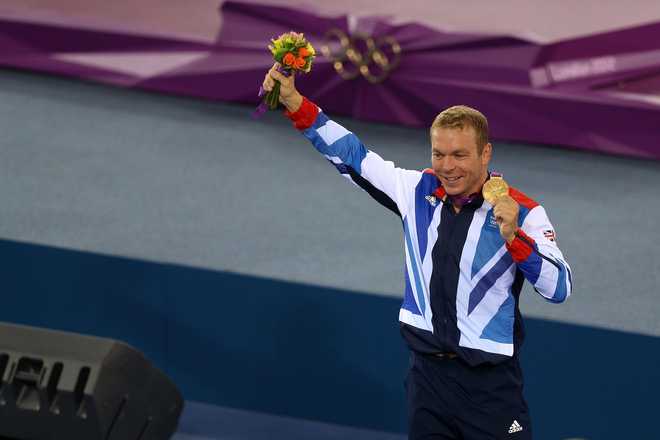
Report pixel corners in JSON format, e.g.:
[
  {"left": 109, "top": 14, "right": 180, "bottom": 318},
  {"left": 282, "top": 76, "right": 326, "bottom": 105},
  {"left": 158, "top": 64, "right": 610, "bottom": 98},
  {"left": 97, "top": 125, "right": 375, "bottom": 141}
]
[
  {"left": 516, "top": 246, "right": 543, "bottom": 285},
  {"left": 303, "top": 119, "right": 367, "bottom": 174},
  {"left": 517, "top": 257, "right": 543, "bottom": 285},
  {"left": 311, "top": 112, "right": 329, "bottom": 130},
  {"left": 550, "top": 265, "right": 569, "bottom": 303}
]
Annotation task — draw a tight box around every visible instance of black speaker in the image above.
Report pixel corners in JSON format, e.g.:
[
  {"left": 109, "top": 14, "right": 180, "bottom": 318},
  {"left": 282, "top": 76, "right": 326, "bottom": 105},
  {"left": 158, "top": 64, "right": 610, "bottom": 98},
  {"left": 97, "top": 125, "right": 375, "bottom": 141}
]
[{"left": 0, "top": 322, "right": 183, "bottom": 440}]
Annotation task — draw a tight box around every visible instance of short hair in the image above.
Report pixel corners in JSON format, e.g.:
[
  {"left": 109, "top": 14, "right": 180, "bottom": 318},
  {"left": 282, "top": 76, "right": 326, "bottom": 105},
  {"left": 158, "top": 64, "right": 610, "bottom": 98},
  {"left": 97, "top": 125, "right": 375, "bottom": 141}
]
[{"left": 430, "top": 105, "right": 489, "bottom": 154}]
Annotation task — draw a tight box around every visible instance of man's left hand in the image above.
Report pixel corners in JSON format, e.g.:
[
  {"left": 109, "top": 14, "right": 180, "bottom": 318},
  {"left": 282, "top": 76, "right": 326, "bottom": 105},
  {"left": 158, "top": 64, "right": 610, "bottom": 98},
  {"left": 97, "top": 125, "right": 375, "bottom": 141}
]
[{"left": 492, "top": 195, "right": 519, "bottom": 243}]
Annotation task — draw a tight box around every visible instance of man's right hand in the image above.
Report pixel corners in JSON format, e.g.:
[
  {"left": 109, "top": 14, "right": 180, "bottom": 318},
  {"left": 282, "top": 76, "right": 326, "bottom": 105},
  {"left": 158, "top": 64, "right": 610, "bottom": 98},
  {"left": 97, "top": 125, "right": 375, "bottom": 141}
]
[{"left": 262, "top": 63, "right": 303, "bottom": 113}]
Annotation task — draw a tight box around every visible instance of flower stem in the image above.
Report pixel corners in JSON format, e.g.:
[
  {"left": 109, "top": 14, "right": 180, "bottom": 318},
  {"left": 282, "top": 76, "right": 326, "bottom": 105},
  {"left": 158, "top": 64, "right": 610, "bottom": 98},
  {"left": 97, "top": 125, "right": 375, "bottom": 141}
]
[{"left": 268, "top": 80, "right": 281, "bottom": 110}]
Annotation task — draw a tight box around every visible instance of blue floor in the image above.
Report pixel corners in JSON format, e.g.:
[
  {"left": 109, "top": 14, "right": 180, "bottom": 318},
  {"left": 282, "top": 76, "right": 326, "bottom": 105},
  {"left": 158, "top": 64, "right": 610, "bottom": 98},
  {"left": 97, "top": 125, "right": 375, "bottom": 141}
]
[{"left": 174, "top": 401, "right": 406, "bottom": 440}]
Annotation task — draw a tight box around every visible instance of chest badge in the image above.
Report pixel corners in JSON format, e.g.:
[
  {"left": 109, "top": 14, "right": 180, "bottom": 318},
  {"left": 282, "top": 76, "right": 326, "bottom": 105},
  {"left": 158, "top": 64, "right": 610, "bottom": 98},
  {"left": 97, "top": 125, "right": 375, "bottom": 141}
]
[
  {"left": 425, "top": 195, "right": 437, "bottom": 207},
  {"left": 486, "top": 211, "right": 499, "bottom": 229}
]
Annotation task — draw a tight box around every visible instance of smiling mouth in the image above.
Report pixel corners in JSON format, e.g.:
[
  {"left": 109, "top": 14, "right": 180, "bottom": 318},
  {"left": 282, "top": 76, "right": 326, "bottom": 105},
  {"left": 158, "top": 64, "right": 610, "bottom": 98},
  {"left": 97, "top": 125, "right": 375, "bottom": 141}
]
[{"left": 443, "top": 176, "right": 462, "bottom": 182}]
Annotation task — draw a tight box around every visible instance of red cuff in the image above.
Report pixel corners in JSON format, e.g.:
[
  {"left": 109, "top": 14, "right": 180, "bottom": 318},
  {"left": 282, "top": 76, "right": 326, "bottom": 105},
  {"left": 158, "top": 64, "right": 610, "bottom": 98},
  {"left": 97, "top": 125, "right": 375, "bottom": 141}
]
[
  {"left": 506, "top": 229, "right": 536, "bottom": 263},
  {"left": 284, "top": 96, "right": 319, "bottom": 130}
]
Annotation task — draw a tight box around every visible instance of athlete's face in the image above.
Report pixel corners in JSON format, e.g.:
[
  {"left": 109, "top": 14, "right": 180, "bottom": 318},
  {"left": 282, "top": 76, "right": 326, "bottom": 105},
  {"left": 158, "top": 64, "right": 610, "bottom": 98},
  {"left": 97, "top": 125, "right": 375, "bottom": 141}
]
[{"left": 430, "top": 126, "right": 492, "bottom": 198}]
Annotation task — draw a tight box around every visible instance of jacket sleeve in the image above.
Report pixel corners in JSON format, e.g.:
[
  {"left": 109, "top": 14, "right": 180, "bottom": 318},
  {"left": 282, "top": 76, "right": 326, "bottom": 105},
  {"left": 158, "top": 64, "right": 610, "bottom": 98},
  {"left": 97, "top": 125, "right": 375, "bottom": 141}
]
[
  {"left": 285, "top": 97, "right": 421, "bottom": 216},
  {"left": 505, "top": 205, "right": 573, "bottom": 303}
]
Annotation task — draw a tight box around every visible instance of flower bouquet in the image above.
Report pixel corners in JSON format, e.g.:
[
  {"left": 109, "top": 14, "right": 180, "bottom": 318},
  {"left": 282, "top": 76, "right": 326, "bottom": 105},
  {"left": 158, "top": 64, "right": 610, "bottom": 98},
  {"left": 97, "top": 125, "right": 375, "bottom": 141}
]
[{"left": 255, "top": 32, "right": 315, "bottom": 116}]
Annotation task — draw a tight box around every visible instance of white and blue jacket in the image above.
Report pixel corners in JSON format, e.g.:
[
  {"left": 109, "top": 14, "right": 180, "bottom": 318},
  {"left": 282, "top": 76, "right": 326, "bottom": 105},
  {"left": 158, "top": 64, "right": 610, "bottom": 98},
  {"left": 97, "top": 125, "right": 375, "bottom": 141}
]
[{"left": 286, "top": 98, "right": 573, "bottom": 366}]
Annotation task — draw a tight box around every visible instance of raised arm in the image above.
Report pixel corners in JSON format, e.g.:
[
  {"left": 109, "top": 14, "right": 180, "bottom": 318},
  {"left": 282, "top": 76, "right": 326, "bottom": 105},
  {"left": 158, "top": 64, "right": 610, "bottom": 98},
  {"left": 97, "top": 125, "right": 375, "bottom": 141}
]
[{"left": 262, "top": 64, "right": 421, "bottom": 216}]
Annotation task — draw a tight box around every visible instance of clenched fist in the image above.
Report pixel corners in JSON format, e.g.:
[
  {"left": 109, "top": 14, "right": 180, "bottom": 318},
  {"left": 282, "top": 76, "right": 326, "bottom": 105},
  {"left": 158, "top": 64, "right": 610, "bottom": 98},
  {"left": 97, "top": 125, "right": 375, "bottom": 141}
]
[
  {"left": 262, "top": 63, "right": 303, "bottom": 112},
  {"left": 492, "top": 195, "right": 519, "bottom": 243}
]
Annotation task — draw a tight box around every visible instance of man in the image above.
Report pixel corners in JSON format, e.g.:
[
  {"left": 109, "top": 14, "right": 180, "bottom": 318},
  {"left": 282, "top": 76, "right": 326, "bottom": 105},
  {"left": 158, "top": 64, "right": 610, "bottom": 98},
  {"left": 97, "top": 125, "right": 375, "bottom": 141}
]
[{"left": 262, "top": 64, "right": 572, "bottom": 439}]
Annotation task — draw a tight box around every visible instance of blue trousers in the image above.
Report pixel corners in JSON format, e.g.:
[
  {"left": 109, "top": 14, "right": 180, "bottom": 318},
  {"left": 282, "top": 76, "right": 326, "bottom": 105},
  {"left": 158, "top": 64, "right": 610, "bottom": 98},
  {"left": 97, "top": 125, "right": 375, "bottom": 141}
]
[{"left": 406, "top": 351, "right": 533, "bottom": 439}]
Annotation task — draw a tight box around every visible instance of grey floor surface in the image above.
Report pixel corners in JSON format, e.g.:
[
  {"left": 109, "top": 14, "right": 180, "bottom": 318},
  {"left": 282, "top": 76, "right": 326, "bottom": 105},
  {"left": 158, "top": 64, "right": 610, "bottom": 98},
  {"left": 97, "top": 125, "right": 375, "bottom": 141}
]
[{"left": 1, "top": 68, "right": 659, "bottom": 337}]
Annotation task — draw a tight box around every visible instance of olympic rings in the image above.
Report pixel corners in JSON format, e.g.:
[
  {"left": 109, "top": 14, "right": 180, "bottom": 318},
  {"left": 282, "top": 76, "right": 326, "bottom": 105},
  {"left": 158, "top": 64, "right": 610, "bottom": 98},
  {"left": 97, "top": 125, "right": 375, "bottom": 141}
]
[{"left": 320, "top": 29, "right": 402, "bottom": 84}]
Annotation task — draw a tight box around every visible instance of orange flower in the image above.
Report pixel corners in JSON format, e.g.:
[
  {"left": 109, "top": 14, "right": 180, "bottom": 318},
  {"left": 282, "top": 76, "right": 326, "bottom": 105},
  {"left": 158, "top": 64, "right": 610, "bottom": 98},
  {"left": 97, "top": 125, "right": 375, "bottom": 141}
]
[
  {"left": 283, "top": 52, "right": 296, "bottom": 66},
  {"left": 294, "top": 57, "right": 306, "bottom": 69},
  {"left": 298, "top": 47, "right": 310, "bottom": 58}
]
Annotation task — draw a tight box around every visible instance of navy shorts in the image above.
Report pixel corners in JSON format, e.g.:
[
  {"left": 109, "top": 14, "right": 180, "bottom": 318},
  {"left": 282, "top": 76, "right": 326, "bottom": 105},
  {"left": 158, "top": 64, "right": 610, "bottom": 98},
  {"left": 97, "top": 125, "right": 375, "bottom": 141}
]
[{"left": 405, "top": 351, "right": 532, "bottom": 439}]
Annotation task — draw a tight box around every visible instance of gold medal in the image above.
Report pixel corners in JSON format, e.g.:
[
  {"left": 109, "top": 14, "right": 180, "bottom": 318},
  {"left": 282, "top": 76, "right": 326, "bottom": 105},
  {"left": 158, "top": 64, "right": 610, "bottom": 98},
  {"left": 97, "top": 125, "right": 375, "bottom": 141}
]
[{"left": 482, "top": 176, "right": 509, "bottom": 205}]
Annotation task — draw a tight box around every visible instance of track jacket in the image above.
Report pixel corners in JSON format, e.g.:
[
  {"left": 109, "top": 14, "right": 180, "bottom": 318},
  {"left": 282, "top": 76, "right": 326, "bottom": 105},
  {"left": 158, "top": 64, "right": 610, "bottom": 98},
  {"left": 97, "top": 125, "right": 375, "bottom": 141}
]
[{"left": 285, "top": 97, "right": 573, "bottom": 366}]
